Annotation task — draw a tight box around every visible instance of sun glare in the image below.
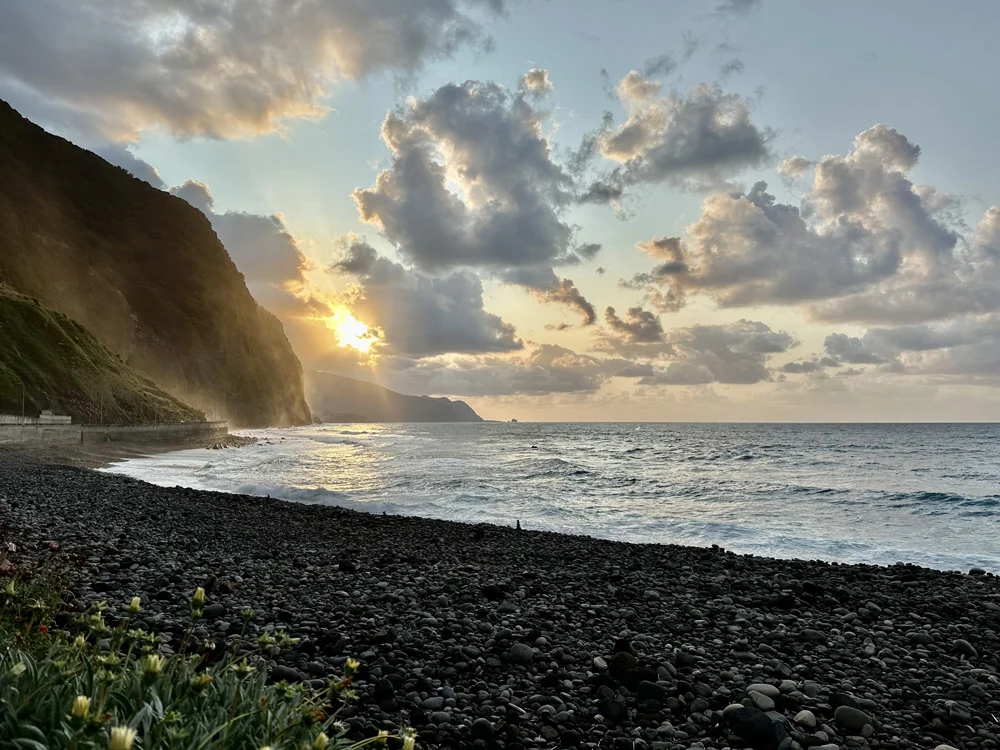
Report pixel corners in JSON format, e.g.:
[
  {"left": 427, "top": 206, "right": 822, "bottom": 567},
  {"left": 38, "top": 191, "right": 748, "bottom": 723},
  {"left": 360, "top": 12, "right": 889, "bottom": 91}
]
[{"left": 327, "top": 308, "right": 375, "bottom": 353}]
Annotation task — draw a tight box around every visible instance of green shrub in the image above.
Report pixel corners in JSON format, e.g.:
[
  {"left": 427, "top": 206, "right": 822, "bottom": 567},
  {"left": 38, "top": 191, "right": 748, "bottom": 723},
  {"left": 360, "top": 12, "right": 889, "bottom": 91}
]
[{"left": 0, "top": 586, "right": 414, "bottom": 749}]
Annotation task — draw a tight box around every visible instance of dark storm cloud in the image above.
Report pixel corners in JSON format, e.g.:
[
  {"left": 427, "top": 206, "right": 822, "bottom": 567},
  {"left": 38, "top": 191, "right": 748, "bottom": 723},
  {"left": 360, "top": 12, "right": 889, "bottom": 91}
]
[
  {"left": 331, "top": 239, "right": 523, "bottom": 358},
  {"left": 0, "top": 0, "right": 511, "bottom": 141}
]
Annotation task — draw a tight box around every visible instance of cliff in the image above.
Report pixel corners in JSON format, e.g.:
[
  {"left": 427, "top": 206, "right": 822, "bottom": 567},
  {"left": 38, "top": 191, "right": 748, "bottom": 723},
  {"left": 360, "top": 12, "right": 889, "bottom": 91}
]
[
  {"left": 304, "top": 371, "right": 483, "bottom": 423},
  {"left": 0, "top": 101, "right": 312, "bottom": 427},
  {"left": 0, "top": 287, "right": 203, "bottom": 424}
]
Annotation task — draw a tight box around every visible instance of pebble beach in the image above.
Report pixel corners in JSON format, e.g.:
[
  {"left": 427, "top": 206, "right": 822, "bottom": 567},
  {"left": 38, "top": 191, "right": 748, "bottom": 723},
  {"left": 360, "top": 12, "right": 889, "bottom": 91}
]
[{"left": 1, "top": 454, "right": 997, "bottom": 750}]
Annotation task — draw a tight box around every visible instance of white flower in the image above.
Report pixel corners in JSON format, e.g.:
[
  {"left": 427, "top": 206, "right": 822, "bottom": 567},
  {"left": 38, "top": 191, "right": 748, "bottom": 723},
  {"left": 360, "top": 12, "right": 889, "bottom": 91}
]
[
  {"left": 71, "top": 695, "right": 91, "bottom": 719},
  {"left": 142, "top": 654, "right": 165, "bottom": 678},
  {"left": 109, "top": 726, "right": 137, "bottom": 750}
]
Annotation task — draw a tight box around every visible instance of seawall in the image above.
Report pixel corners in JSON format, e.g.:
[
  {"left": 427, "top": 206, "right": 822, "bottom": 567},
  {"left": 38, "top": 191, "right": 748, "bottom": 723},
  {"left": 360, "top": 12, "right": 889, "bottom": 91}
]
[
  {"left": 0, "top": 421, "right": 228, "bottom": 445},
  {"left": 0, "top": 424, "right": 82, "bottom": 445},
  {"left": 80, "top": 422, "right": 228, "bottom": 444}
]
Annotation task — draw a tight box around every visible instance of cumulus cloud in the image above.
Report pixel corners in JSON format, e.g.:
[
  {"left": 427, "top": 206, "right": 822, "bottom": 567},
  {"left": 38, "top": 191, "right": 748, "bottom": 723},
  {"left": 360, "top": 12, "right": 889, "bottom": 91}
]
[
  {"left": 638, "top": 320, "right": 795, "bottom": 385},
  {"left": 0, "top": 0, "right": 509, "bottom": 141},
  {"left": 629, "top": 125, "right": 992, "bottom": 322},
  {"left": 331, "top": 239, "right": 522, "bottom": 358},
  {"left": 591, "top": 74, "right": 773, "bottom": 193},
  {"left": 353, "top": 75, "right": 599, "bottom": 322}
]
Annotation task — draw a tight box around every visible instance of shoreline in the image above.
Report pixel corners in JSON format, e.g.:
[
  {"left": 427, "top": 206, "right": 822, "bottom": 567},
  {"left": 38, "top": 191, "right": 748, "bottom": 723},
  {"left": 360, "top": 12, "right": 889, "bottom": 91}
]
[
  {"left": 0, "top": 431, "right": 255, "bottom": 471},
  {"left": 0, "top": 450, "right": 997, "bottom": 749}
]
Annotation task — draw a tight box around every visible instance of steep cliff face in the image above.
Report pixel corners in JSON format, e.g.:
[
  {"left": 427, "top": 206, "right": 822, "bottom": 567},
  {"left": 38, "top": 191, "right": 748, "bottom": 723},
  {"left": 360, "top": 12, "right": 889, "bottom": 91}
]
[
  {"left": 0, "top": 287, "right": 204, "bottom": 424},
  {"left": 305, "top": 371, "right": 483, "bottom": 423},
  {"left": 0, "top": 101, "right": 311, "bottom": 427}
]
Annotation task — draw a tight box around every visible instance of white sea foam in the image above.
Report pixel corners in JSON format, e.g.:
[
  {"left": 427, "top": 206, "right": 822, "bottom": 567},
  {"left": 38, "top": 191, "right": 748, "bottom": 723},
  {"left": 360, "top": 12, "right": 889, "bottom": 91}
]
[{"left": 102, "top": 422, "right": 1000, "bottom": 571}]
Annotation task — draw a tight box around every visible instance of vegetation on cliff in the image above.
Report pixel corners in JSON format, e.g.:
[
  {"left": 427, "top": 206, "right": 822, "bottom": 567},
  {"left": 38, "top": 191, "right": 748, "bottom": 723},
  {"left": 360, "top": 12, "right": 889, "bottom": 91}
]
[
  {"left": 0, "top": 287, "right": 203, "bottom": 424},
  {"left": 0, "top": 100, "right": 311, "bottom": 427}
]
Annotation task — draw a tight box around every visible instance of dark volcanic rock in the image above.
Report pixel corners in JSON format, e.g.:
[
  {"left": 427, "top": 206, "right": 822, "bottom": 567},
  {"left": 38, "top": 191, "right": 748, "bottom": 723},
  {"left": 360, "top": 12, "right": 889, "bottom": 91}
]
[{"left": 3, "top": 456, "right": 1000, "bottom": 750}]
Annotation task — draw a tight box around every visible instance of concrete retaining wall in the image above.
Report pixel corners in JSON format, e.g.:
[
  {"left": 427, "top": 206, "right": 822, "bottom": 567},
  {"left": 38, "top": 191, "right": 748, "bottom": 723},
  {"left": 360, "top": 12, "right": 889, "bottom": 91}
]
[
  {"left": 0, "top": 422, "right": 228, "bottom": 445},
  {"left": 0, "top": 424, "right": 83, "bottom": 445},
  {"left": 81, "top": 422, "right": 229, "bottom": 444}
]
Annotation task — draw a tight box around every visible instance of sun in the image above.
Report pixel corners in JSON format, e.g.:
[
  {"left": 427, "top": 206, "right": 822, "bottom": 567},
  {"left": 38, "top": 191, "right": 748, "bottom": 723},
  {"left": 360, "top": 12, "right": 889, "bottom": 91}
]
[{"left": 326, "top": 308, "right": 376, "bottom": 353}]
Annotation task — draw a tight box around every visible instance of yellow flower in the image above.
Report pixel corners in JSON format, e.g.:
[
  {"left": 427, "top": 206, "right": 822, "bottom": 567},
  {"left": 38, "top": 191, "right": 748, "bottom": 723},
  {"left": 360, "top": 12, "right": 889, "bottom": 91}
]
[
  {"left": 73, "top": 635, "right": 87, "bottom": 649},
  {"left": 402, "top": 734, "right": 416, "bottom": 750},
  {"left": 128, "top": 596, "right": 141, "bottom": 615},
  {"left": 142, "top": 654, "right": 166, "bottom": 678},
  {"left": 71, "top": 695, "right": 91, "bottom": 719},
  {"left": 345, "top": 657, "right": 360, "bottom": 673},
  {"left": 312, "top": 732, "right": 329, "bottom": 750},
  {"left": 109, "top": 726, "right": 137, "bottom": 750},
  {"left": 377, "top": 729, "right": 389, "bottom": 744},
  {"left": 191, "top": 587, "right": 206, "bottom": 607}
]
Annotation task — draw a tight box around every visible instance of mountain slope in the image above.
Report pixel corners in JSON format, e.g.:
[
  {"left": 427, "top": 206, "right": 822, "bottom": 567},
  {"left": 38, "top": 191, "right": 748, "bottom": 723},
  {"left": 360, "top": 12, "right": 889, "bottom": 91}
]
[
  {"left": 0, "top": 101, "right": 311, "bottom": 427},
  {"left": 0, "top": 287, "right": 203, "bottom": 424},
  {"left": 305, "top": 371, "right": 483, "bottom": 422}
]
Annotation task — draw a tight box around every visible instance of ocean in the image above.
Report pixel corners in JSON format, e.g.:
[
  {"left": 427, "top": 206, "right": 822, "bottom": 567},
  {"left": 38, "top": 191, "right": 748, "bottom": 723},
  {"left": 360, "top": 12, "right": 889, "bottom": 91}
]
[{"left": 103, "top": 422, "right": 1000, "bottom": 572}]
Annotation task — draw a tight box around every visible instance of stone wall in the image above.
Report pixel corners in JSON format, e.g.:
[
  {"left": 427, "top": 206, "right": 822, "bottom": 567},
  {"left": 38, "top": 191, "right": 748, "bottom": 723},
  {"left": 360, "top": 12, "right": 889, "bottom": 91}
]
[
  {"left": 80, "top": 422, "right": 229, "bottom": 444},
  {"left": 0, "top": 422, "right": 228, "bottom": 445}
]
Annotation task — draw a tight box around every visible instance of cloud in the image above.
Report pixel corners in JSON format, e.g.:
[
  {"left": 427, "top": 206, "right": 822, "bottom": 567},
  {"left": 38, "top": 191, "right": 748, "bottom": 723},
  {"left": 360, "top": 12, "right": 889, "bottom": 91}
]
[
  {"left": 823, "top": 333, "right": 888, "bottom": 365},
  {"left": 628, "top": 125, "right": 989, "bottom": 320},
  {"left": 616, "top": 362, "right": 655, "bottom": 378},
  {"left": 592, "top": 74, "right": 773, "bottom": 193},
  {"left": 353, "top": 75, "right": 598, "bottom": 322},
  {"left": 715, "top": 0, "right": 762, "bottom": 15},
  {"left": 638, "top": 319, "right": 795, "bottom": 385},
  {"left": 719, "top": 59, "right": 744, "bottom": 80},
  {"left": 94, "top": 144, "right": 164, "bottom": 188},
  {"left": 519, "top": 68, "right": 552, "bottom": 97},
  {"left": 604, "top": 306, "right": 664, "bottom": 343},
  {"left": 382, "top": 344, "right": 629, "bottom": 397},
  {"left": 170, "top": 180, "right": 307, "bottom": 287},
  {"left": 331, "top": 238, "right": 523, "bottom": 358},
  {"left": 0, "top": 0, "right": 509, "bottom": 141},
  {"left": 532, "top": 277, "right": 597, "bottom": 325}
]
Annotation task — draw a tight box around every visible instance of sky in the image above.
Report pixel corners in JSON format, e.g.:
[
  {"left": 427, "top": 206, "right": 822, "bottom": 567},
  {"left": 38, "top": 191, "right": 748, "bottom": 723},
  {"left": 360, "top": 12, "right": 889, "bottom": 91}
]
[{"left": 3, "top": 0, "right": 1000, "bottom": 421}]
